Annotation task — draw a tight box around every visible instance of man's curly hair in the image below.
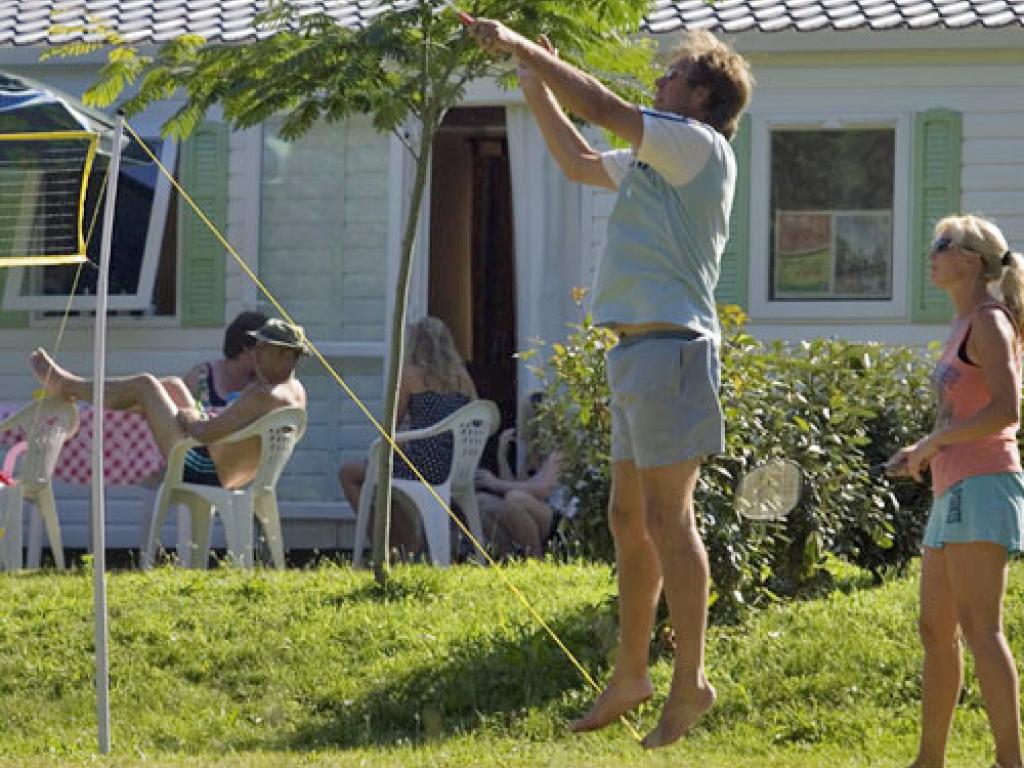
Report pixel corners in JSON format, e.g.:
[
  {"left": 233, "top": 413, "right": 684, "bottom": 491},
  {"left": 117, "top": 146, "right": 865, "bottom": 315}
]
[{"left": 672, "top": 31, "right": 754, "bottom": 141}]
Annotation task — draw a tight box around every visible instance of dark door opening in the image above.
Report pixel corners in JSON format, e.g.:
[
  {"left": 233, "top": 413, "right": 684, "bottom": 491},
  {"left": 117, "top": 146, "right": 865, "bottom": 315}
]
[{"left": 428, "top": 107, "right": 517, "bottom": 443}]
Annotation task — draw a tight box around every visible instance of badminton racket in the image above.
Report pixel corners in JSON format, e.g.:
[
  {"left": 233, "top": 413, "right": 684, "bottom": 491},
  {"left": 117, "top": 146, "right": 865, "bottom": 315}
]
[
  {"left": 735, "top": 459, "right": 803, "bottom": 522},
  {"left": 736, "top": 458, "right": 908, "bottom": 522}
]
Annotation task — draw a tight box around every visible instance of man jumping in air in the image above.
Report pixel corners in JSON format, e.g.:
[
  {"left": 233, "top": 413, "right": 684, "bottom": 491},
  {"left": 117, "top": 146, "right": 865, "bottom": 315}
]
[{"left": 469, "top": 20, "right": 753, "bottom": 748}]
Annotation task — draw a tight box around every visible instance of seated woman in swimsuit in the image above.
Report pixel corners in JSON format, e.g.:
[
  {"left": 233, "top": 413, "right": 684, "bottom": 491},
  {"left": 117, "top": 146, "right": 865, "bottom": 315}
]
[
  {"left": 182, "top": 310, "right": 267, "bottom": 408},
  {"left": 30, "top": 318, "right": 307, "bottom": 490},
  {"left": 339, "top": 316, "right": 477, "bottom": 554},
  {"left": 475, "top": 394, "right": 568, "bottom": 558},
  {"left": 476, "top": 449, "right": 563, "bottom": 559}
]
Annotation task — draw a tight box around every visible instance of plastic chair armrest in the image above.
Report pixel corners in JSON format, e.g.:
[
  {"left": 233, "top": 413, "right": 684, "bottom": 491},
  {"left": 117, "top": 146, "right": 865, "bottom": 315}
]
[{"left": 201, "top": 407, "right": 306, "bottom": 447}]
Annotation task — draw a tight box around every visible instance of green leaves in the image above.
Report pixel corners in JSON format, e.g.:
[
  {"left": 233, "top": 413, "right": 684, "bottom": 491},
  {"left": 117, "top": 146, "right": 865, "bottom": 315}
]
[{"left": 49, "top": 0, "right": 654, "bottom": 143}]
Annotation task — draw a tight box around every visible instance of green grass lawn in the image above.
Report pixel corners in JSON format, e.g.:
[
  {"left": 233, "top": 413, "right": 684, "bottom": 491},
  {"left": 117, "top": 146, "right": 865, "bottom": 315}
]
[{"left": 1, "top": 559, "right": 1020, "bottom": 767}]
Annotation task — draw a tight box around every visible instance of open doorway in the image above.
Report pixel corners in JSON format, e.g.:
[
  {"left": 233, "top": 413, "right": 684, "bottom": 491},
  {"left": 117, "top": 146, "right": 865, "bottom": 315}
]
[{"left": 428, "top": 107, "right": 517, "bottom": 440}]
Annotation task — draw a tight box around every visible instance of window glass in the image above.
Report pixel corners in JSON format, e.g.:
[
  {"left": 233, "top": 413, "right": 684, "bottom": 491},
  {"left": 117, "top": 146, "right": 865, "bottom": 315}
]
[
  {"left": 0, "top": 137, "right": 92, "bottom": 262},
  {"left": 4, "top": 137, "right": 178, "bottom": 316},
  {"left": 770, "top": 129, "right": 895, "bottom": 301}
]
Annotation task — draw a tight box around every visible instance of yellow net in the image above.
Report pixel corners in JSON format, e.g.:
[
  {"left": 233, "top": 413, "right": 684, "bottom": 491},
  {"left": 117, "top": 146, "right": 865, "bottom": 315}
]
[{"left": 0, "top": 130, "right": 97, "bottom": 267}]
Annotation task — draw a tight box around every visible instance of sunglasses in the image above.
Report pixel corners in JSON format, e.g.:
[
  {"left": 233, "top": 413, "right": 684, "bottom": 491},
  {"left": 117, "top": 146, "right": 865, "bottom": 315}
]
[
  {"left": 932, "top": 237, "right": 955, "bottom": 252},
  {"left": 658, "top": 64, "right": 689, "bottom": 82}
]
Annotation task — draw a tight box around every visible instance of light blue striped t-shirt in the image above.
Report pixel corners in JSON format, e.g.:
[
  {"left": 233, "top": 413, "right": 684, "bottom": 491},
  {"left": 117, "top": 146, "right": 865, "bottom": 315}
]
[{"left": 593, "top": 108, "right": 736, "bottom": 342}]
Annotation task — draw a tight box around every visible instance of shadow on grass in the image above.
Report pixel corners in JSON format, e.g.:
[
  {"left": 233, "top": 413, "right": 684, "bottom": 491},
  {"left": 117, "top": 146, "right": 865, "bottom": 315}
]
[{"left": 265, "top": 602, "right": 618, "bottom": 751}]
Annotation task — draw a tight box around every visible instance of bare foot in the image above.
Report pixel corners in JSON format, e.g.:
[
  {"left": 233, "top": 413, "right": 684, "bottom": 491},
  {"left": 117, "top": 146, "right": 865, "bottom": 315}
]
[
  {"left": 641, "top": 676, "right": 716, "bottom": 749},
  {"left": 570, "top": 676, "right": 654, "bottom": 733},
  {"left": 29, "top": 348, "right": 79, "bottom": 398}
]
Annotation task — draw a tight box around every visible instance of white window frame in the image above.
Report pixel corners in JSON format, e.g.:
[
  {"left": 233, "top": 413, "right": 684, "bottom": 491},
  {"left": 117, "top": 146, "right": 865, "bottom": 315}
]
[
  {"left": 4, "top": 138, "right": 178, "bottom": 313},
  {"left": 748, "top": 110, "right": 911, "bottom": 321}
]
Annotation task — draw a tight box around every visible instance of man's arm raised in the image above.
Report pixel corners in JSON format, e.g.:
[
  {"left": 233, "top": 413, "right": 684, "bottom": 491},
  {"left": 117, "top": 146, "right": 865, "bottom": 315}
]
[
  {"left": 517, "top": 39, "right": 616, "bottom": 189},
  {"left": 469, "top": 20, "right": 643, "bottom": 148}
]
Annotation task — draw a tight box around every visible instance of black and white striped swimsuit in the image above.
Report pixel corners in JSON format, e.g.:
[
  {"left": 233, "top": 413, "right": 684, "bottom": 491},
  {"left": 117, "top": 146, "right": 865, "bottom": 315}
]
[{"left": 183, "top": 446, "right": 221, "bottom": 486}]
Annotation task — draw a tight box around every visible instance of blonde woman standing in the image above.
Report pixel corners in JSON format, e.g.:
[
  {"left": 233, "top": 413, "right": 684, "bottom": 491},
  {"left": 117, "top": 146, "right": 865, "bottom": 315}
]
[{"left": 889, "top": 214, "right": 1024, "bottom": 768}]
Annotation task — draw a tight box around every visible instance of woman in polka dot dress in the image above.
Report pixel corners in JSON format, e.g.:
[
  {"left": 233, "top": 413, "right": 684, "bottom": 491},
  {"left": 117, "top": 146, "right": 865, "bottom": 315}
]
[{"left": 339, "top": 316, "right": 477, "bottom": 553}]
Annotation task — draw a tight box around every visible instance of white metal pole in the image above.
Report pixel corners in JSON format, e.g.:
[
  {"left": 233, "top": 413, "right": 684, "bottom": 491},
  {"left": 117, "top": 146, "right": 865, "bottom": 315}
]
[{"left": 91, "top": 113, "right": 122, "bottom": 755}]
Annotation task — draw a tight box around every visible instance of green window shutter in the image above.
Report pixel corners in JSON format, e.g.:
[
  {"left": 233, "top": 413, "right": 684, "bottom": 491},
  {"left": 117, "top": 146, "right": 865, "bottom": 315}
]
[
  {"left": 0, "top": 165, "right": 30, "bottom": 328},
  {"left": 911, "top": 109, "right": 961, "bottom": 323},
  {"left": 0, "top": 270, "right": 29, "bottom": 328},
  {"left": 179, "top": 121, "right": 228, "bottom": 327},
  {"left": 716, "top": 114, "right": 750, "bottom": 310}
]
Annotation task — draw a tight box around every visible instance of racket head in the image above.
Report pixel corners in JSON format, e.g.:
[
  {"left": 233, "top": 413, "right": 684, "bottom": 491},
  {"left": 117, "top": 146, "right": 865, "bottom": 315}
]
[{"left": 735, "top": 459, "right": 803, "bottom": 521}]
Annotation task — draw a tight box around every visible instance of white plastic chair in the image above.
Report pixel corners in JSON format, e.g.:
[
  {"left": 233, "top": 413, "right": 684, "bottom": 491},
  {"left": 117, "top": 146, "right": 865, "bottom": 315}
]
[
  {"left": 0, "top": 397, "right": 79, "bottom": 570},
  {"left": 140, "top": 406, "right": 306, "bottom": 570},
  {"left": 352, "top": 399, "right": 500, "bottom": 568}
]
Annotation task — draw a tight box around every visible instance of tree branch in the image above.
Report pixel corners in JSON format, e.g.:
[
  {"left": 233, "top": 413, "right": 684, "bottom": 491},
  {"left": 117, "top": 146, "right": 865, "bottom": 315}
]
[{"left": 391, "top": 126, "right": 419, "bottom": 161}]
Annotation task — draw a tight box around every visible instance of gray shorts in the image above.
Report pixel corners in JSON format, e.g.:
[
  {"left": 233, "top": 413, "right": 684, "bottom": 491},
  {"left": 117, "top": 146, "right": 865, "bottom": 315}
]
[{"left": 607, "top": 331, "right": 725, "bottom": 469}]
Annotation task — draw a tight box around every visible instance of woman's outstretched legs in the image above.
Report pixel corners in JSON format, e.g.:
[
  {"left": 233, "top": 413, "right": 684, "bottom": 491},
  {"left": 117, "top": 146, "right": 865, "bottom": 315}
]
[{"left": 31, "top": 349, "right": 186, "bottom": 458}]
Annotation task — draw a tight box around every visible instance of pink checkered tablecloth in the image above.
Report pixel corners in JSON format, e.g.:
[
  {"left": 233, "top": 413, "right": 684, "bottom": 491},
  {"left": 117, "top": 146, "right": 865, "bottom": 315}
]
[{"left": 0, "top": 401, "right": 165, "bottom": 486}]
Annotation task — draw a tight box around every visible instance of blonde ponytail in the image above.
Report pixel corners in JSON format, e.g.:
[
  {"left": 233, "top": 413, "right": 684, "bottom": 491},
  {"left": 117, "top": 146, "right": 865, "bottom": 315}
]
[{"left": 1000, "top": 249, "right": 1024, "bottom": 341}]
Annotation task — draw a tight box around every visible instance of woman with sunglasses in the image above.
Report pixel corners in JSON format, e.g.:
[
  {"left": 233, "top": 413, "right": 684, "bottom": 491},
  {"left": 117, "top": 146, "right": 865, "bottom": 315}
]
[{"left": 889, "top": 214, "right": 1024, "bottom": 768}]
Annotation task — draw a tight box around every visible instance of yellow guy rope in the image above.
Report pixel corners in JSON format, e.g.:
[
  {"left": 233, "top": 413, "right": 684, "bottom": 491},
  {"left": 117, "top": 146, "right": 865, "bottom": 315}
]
[{"left": 124, "top": 121, "right": 643, "bottom": 742}]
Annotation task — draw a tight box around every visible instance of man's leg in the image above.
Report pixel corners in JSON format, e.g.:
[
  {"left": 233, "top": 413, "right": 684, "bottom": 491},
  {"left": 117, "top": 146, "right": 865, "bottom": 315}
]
[
  {"left": 31, "top": 349, "right": 186, "bottom": 457},
  {"left": 639, "top": 457, "right": 716, "bottom": 749},
  {"left": 571, "top": 459, "right": 658, "bottom": 732}
]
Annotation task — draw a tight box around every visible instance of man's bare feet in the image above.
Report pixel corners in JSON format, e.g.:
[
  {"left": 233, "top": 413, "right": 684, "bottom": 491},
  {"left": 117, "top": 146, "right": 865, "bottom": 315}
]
[
  {"left": 641, "top": 676, "right": 716, "bottom": 749},
  {"left": 29, "top": 348, "right": 79, "bottom": 398},
  {"left": 570, "top": 675, "right": 654, "bottom": 733}
]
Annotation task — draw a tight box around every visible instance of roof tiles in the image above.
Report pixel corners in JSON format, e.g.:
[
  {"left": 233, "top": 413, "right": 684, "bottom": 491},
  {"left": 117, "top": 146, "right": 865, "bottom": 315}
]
[
  {"left": 0, "top": 0, "right": 1018, "bottom": 46},
  {"left": 645, "top": 0, "right": 1023, "bottom": 31}
]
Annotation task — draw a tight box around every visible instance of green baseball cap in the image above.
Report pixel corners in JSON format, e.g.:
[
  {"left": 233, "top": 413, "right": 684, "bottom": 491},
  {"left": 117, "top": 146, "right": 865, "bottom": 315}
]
[{"left": 247, "top": 318, "right": 309, "bottom": 354}]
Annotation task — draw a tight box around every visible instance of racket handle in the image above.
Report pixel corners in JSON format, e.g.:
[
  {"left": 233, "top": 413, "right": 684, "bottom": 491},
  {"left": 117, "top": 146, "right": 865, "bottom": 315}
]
[{"left": 869, "top": 460, "right": 909, "bottom": 478}]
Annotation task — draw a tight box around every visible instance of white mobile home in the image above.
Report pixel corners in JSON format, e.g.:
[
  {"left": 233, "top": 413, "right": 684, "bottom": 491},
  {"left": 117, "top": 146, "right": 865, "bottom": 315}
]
[{"left": 0, "top": 0, "right": 1021, "bottom": 554}]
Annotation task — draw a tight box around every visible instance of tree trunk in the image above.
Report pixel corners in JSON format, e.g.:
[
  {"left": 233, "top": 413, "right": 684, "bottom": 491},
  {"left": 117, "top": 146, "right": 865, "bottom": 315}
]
[{"left": 371, "top": 118, "right": 435, "bottom": 585}]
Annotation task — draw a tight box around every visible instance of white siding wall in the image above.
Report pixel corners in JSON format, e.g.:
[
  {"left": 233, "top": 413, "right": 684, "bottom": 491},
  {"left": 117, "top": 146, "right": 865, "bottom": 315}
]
[
  {"left": 5, "top": 37, "right": 1021, "bottom": 555},
  {"left": 581, "top": 49, "right": 1024, "bottom": 347},
  {"left": 259, "top": 116, "right": 390, "bottom": 547},
  {"left": 739, "top": 50, "right": 1024, "bottom": 344}
]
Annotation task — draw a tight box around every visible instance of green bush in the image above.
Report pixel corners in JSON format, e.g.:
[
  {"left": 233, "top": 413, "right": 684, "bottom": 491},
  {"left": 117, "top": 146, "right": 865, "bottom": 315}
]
[{"left": 530, "top": 304, "right": 937, "bottom": 620}]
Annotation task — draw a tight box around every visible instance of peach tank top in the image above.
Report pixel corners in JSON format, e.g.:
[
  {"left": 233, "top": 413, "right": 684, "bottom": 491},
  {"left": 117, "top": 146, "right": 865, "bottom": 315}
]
[{"left": 930, "top": 302, "right": 1022, "bottom": 499}]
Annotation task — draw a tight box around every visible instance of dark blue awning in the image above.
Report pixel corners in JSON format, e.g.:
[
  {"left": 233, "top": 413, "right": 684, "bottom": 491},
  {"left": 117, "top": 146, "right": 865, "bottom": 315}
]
[{"left": 0, "top": 71, "right": 119, "bottom": 154}]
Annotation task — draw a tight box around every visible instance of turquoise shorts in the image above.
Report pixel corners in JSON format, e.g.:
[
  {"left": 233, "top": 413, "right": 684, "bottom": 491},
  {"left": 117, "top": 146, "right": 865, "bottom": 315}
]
[{"left": 923, "top": 471, "right": 1024, "bottom": 553}]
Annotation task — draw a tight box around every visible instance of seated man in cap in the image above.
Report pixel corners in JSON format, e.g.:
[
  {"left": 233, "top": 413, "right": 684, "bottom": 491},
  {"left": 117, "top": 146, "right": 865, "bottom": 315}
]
[{"left": 29, "top": 318, "right": 308, "bottom": 490}]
